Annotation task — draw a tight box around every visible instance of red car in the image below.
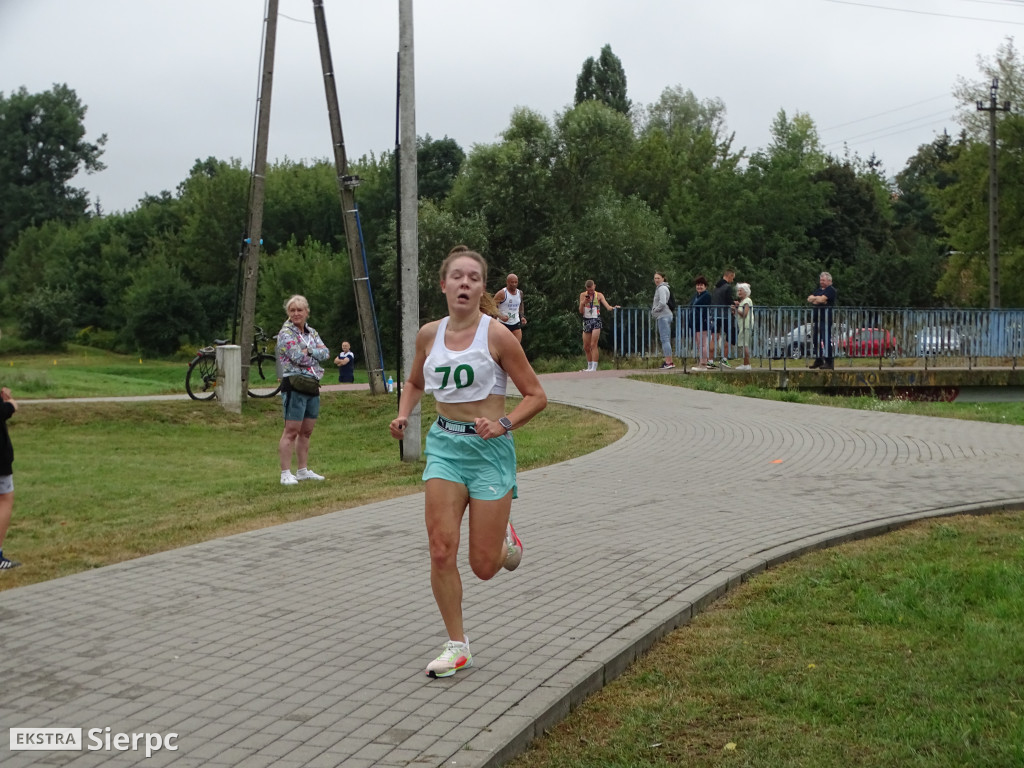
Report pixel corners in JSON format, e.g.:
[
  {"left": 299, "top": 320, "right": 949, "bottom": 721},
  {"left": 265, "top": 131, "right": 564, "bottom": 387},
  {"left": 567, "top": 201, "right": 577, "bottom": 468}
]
[{"left": 837, "top": 328, "right": 898, "bottom": 358}]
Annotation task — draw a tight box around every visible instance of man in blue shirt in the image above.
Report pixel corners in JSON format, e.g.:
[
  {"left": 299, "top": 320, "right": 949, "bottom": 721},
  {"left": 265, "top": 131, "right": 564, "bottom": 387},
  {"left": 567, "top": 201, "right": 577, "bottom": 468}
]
[{"left": 334, "top": 341, "right": 356, "bottom": 383}]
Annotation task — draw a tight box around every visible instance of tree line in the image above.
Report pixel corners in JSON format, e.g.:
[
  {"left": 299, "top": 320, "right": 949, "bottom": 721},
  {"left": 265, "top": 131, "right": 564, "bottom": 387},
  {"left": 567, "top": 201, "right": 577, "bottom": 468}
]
[{"left": 2, "top": 41, "right": 1023, "bottom": 362}]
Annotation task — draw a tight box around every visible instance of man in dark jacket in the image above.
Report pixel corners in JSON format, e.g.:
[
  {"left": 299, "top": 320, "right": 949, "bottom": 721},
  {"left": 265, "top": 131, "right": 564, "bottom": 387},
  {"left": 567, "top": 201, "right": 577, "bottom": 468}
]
[
  {"left": 807, "top": 271, "right": 837, "bottom": 369},
  {"left": 708, "top": 267, "right": 736, "bottom": 368}
]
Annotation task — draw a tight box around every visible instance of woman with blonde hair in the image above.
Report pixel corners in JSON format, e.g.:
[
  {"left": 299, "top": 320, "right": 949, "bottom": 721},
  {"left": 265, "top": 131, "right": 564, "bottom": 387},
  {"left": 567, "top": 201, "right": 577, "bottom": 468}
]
[
  {"left": 276, "top": 294, "right": 330, "bottom": 485},
  {"left": 390, "top": 245, "right": 547, "bottom": 678},
  {"left": 734, "top": 283, "right": 753, "bottom": 370}
]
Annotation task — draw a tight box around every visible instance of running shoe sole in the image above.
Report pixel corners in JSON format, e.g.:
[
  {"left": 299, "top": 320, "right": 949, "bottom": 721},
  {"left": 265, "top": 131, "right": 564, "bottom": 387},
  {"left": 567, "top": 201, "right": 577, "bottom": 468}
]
[{"left": 503, "top": 523, "right": 523, "bottom": 571}]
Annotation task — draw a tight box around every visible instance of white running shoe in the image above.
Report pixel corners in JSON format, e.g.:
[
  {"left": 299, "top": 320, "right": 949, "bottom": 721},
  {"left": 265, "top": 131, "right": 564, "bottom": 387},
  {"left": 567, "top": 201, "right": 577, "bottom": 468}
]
[
  {"left": 503, "top": 522, "right": 523, "bottom": 571},
  {"left": 296, "top": 468, "right": 325, "bottom": 481},
  {"left": 737, "top": 364, "right": 752, "bottom": 371},
  {"left": 281, "top": 471, "right": 299, "bottom": 486},
  {"left": 426, "top": 637, "right": 472, "bottom": 678}
]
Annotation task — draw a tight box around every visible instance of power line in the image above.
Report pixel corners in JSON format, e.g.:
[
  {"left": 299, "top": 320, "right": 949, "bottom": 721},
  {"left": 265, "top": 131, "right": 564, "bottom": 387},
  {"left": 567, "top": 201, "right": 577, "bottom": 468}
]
[
  {"left": 833, "top": 109, "right": 954, "bottom": 143},
  {"left": 821, "top": 0, "right": 1024, "bottom": 25},
  {"left": 279, "top": 12, "right": 314, "bottom": 25},
  {"left": 820, "top": 94, "right": 951, "bottom": 132},
  {"left": 825, "top": 116, "right": 953, "bottom": 151}
]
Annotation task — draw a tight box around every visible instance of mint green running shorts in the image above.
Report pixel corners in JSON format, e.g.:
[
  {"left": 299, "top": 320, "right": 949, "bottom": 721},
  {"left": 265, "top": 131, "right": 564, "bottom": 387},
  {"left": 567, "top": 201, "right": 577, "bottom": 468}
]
[{"left": 423, "top": 418, "right": 518, "bottom": 501}]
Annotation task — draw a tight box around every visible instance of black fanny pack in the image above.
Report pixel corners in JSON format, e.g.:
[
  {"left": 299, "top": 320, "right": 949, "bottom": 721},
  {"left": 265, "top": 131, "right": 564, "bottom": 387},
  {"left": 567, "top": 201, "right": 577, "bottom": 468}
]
[{"left": 287, "top": 374, "right": 320, "bottom": 395}]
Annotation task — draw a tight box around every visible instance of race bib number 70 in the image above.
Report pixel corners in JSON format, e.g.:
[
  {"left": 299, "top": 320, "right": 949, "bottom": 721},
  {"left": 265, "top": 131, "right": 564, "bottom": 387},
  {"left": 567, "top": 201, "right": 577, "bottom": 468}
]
[{"left": 435, "top": 364, "right": 475, "bottom": 389}]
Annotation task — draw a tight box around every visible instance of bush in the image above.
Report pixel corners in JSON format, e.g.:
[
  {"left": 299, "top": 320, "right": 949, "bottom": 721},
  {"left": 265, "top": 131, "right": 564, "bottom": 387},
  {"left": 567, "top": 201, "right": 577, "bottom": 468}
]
[
  {"left": 122, "top": 259, "right": 206, "bottom": 356},
  {"left": 75, "top": 326, "right": 118, "bottom": 350},
  {"left": 18, "top": 286, "right": 78, "bottom": 348}
]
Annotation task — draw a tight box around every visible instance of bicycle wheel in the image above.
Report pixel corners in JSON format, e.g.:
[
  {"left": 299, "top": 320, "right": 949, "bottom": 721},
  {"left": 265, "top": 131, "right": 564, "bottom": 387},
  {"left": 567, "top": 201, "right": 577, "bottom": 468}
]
[
  {"left": 248, "top": 352, "right": 282, "bottom": 398},
  {"left": 185, "top": 353, "right": 218, "bottom": 401}
]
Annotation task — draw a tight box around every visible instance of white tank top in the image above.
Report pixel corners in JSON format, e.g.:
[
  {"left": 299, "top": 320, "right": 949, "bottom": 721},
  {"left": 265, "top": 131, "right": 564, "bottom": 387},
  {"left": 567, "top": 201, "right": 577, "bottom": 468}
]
[
  {"left": 582, "top": 293, "right": 600, "bottom": 319},
  {"left": 423, "top": 315, "right": 508, "bottom": 403},
  {"left": 497, "top": 288, "right": 522, "bottom": 324}
]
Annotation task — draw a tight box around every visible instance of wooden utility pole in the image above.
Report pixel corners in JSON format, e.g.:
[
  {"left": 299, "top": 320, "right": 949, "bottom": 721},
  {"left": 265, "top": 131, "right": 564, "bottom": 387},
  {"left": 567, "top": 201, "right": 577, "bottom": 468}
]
[
  {"left": 238, "top": 0, "right": 279, "bottom": 396},
  {"left": 977, "top": 77, "right": 1011, "bottom": 309},
  {"left": 398, "top": 0, "right": 421, "bottom": 460},
  {"left": 312, "top": 0, "right": 387, "bottom": 394}
]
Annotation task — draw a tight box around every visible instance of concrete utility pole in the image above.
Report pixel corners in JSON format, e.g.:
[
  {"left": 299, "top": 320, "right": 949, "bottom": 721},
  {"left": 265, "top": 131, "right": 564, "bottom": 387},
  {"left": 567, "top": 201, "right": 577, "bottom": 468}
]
[
  {"left": 238, "top": 0, "right": 279, "bottom": 397},
  {"left": 398, "top": 0, "right": 421, "bottom": 461},
  {"left": 312, "top": 0, "right": 387, "bottom": 395},
  {"left": 977, "top": 77, "right": 1011, "bottom": 309}
]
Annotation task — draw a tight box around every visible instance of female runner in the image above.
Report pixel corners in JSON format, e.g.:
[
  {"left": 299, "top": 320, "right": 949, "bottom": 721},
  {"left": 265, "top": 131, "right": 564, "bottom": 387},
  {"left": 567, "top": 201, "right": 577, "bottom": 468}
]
[{"left": 389, "top": 246, "right": 547, "bottom": 678}]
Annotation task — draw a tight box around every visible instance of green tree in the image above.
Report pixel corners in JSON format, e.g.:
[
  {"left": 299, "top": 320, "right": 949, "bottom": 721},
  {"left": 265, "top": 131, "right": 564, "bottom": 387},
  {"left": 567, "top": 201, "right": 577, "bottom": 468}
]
[
  {"left": 256, "top": 237, "right": 355, "bottom": 359},
  {"left": 889, "top": 132, "right": 962, "bottom": 306},
  {"left": 121, "top": 250, "right": 206, "bottom": 356},
  {"left": 417, "top": 135, "right": 465, "bottom": 202},
  {"left": 574, "top": 44, "right": 631, "bottom": 116},
  {"left": 628, "top": 84, "right": 743, "bottom": 280},
  {"left": 937, "top": 38, "right": 1024, "bottom": 307},
  {"left": 953, "top": 37, "right": 1024, "bottom": 140},
  {"left": 638, "top": 85, "right": 728, "bottom": 139},
  {"left": 448, "top": 107, "right": 558, "bottom": 261},
  {"left": 17, "top": 285, "right": 77, "bottom": 348},
  {"left": 727, "top": 111, "right": 830, "bottom": 305},
  {"left": 0, "top": 84, "right": 106, "bottom": 261},
  {"left": 552, "top": 100, "right": 635, "bottom": 216}
]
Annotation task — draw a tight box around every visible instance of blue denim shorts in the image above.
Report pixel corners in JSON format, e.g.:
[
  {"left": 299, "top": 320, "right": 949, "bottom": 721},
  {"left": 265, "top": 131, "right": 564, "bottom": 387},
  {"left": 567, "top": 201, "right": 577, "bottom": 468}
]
[
  {"left": 0, "top": 475, "right": 11, "bottom": 494},
  {"left": 423, "top": 419, "right": 517, "bottom": 501},
  {"left": 281, "top": 390, "right": 320, "bottom": 422}
]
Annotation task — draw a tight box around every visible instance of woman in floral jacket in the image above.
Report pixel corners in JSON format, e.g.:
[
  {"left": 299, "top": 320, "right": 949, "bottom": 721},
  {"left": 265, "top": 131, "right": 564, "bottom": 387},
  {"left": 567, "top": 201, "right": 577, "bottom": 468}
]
[{"left": 275, "top": 295, "right": 330, "bottom": 485}]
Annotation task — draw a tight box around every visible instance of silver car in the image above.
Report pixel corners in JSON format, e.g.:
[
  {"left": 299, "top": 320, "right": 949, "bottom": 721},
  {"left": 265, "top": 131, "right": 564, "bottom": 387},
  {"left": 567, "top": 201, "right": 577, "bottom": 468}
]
[{"left": 914, "top": 326, "right": 962, "bottom": 356}]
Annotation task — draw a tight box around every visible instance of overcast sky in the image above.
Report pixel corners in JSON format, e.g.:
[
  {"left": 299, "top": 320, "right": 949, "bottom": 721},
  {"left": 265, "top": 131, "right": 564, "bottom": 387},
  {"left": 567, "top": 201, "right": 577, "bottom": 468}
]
[{"left": 1, "top": 0, "right": 1020, "bottom": 214}]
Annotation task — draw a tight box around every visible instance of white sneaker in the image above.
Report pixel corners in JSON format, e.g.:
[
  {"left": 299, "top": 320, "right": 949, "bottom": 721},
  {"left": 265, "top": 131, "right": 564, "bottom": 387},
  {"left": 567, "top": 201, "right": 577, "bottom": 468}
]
[
  {"left": 737, "top": 364, "right": 752, "bottom": 371},
  {"left": 426, "top": 637, "right": 472, "bottom": 678},
  {"left": 690, "top": 365, "right": 708, "bottom": 371},
  {"left": 296, "top": 468, "right": 325, "bottom": 481},
  {"left": 281, "top": 471, "right": 298, "bottom": 486}
]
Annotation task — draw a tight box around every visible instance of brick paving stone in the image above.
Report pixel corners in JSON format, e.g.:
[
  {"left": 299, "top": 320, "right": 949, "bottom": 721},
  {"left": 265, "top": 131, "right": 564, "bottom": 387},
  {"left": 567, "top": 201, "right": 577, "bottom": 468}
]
[{"left": 3, "top": 372, "right": 1024, "bottom": 767}]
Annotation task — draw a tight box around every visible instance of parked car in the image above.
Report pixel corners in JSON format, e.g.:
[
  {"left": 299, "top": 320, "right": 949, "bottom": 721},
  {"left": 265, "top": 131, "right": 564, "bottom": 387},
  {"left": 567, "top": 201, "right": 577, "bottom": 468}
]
[
  {"left": 766, "top": 322, "right": 847, "bottom": 359},
  {"left": 767, "top": 323, "right": 814, "bottom": 359},
  {"left": 914, "top": 326, "right": 962, "bottom": 356},
  {"left": 837, "top": 327, "right": 898, "bottom": 358}
]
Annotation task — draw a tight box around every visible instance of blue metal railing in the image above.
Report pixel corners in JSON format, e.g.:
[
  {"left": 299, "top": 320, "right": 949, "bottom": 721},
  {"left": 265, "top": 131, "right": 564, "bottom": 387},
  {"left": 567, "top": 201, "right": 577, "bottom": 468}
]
[{"left": 612, "top": 306, "right": 1024, "bottom": 366}]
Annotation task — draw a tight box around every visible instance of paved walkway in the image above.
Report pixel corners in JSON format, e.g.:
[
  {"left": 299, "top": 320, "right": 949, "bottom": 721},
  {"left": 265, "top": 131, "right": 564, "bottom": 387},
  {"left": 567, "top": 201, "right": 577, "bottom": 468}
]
[{"left": 4, "top": 372, "right": 1024, "bottom": 767}]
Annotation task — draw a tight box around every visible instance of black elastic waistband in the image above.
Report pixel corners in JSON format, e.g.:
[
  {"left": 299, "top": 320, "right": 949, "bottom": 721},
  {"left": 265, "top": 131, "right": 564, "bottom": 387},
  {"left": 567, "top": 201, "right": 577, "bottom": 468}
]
[{"left": 436, "top": 416, "right": 476, "bottom": 435}]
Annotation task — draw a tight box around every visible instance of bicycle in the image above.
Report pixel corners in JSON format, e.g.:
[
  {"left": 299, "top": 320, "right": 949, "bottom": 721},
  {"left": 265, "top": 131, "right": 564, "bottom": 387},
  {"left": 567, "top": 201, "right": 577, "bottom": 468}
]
[{"left": 185, "top": 326, "right": 282, "bottom": 401}]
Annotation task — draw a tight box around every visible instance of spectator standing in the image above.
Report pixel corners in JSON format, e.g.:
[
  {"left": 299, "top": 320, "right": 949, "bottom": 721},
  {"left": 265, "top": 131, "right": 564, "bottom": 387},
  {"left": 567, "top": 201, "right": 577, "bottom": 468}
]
[
  {"left": 709, "top": 267, "right": 736, "bottom": 368},
  {"left": 276, "top": 295, "right": 330, "bottom": 485},
  {"left": 578, "top": 280, "right": 619, "bottom": 372},
  {"left": 494, "top": 273, "right": 527, "bottom": 343},
  {"left": 333, "top": 340, "right": 356, "bottom": 383},
  {"left": 734, "top": 283, "right": 753, "bottom": 370},
  {"left": 807, "top": 271, "right": 837, "bottom": 370},
  {"left": 0, "top": 386, "right": 19, "bottom": 570},
  {"left": 688, "top": 275, "right": 712, "bottom": 370},
  {"left": 651, "top": 271, "right": 674, "bottom": 369}
]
